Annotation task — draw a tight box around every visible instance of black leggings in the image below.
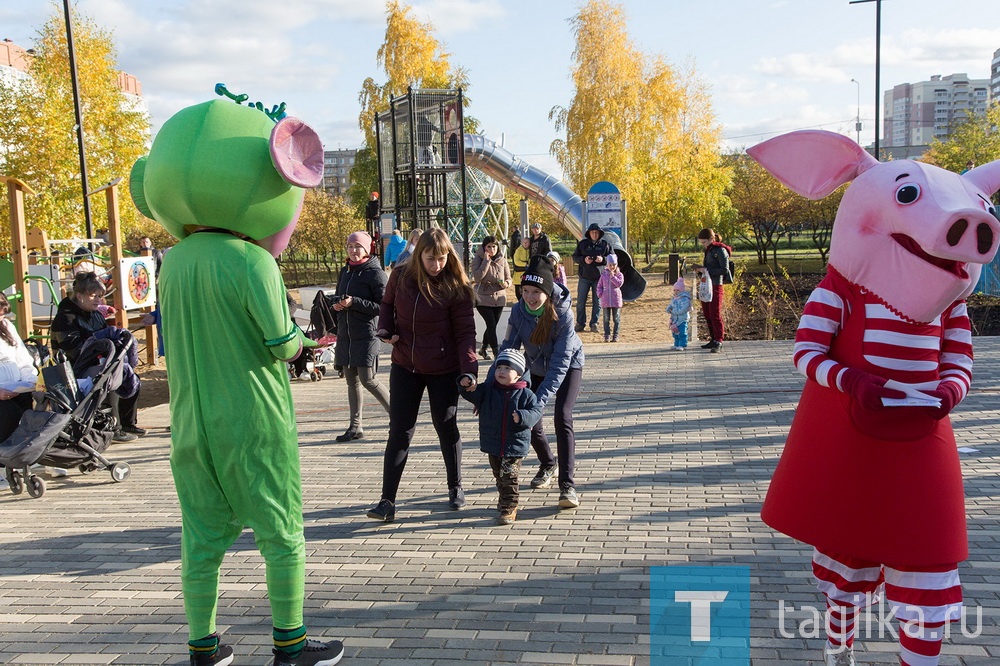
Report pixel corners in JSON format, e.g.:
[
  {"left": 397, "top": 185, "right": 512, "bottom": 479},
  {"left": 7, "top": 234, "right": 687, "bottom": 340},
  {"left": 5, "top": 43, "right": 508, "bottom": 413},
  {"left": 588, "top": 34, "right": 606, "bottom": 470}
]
[
  {"left": 380, "top": 364, "right": 462, "bottom": 502},
  {"left": 476, "top": 305, "right": 504, "bottom": 355},
  {"left": 529, "top": 366, "right": 582, "bottom": 488}
]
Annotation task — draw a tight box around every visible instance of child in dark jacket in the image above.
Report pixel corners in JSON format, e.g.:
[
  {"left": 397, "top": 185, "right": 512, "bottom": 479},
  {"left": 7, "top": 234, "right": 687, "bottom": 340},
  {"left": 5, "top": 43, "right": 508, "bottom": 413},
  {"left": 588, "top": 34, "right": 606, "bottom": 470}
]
[{"left": 460, "top": 349, "right": 543, "bottom": 525}]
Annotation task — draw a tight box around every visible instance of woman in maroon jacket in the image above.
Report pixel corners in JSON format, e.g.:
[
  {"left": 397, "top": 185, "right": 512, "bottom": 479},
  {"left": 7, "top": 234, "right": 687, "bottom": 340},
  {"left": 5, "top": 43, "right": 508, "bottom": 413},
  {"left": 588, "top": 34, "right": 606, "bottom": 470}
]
[{"left": 367, "top": 228, "right": 478, "bottom": 522}]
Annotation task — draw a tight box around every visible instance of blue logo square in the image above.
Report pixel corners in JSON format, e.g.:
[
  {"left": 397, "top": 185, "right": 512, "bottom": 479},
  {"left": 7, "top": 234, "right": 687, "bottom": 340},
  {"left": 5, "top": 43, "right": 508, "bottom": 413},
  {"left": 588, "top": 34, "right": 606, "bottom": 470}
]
[{"left": 650, "top": 566, "right": 750, "bottom": 665}]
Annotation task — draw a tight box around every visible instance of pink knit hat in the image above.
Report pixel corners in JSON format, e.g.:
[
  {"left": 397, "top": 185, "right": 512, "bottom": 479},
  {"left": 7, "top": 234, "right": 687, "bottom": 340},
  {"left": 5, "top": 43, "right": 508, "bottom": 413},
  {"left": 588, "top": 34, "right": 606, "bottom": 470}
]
[
  {"left": 348, "top": 231, "right": 373, "bottom": 255},
  {"left": 673, "top": 277, "right": 686, "bottom": 291}
]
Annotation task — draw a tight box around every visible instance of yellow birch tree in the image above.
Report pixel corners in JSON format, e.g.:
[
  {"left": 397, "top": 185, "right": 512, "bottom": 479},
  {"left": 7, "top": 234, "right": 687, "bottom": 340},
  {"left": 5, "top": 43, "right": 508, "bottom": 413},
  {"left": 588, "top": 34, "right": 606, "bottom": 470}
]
[
  {"left": 350, "top": 1, "right": 471, "bottom": 216},
  {"left": 0, "top": 5, "right": 149, "bottom": 246},
  {"left": 550, "top": 0, "right": 731, "bottom": 262}
]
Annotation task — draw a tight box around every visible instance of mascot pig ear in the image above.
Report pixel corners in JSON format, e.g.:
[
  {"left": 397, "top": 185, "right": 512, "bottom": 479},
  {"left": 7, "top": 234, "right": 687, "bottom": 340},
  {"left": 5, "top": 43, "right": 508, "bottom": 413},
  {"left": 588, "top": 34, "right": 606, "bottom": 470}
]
[
  {"left": 747, "top": 130, "right": 879, "bottom": 200},
  {"left": 270, "top": 117, "right": 324, "bottom": 188},
  {"left": 963, "top": 159, "right": 1000, "bottom": 198},
  {"left": 129, "top": 156, "right": 155, "bottom": 220}
]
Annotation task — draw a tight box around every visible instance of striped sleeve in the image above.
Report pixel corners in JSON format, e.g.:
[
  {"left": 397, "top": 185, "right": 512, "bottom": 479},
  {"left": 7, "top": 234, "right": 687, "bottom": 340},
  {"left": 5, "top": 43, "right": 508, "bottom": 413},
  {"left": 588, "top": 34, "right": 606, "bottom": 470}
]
[
  {"left": 793, "top": 283, "right": 849, "bottom": 389},
  {"left": 938, "top": 300, "right": 973, "bottom": 399}
]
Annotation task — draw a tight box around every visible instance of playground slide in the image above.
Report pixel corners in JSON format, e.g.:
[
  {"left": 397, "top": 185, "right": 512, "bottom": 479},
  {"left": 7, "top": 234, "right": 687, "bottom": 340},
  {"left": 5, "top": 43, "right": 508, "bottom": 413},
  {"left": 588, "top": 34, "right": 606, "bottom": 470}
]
[{"left": 464, "top": 134, "right": 646, "bottom": 301}]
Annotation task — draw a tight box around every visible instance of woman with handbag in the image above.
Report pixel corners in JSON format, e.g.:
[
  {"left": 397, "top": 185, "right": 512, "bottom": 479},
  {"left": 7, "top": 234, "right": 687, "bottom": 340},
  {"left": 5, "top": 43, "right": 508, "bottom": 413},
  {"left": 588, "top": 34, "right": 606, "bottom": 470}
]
[
  {"left": 331, "top": 231, "right": 390, "bottom": 442},
  {"left": 694, "top": 228, "right": 733, "bottom": 353}
]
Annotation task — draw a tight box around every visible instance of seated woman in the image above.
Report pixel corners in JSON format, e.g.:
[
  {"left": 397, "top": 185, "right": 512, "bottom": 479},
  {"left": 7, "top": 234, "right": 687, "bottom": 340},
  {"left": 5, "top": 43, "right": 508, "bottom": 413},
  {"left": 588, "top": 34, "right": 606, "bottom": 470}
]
[
  {"left": 0, "top": 292, "right": 43, "bottom": 488},
  {"left": 50, "top": 272, "right": 145, "bottom": 442},
  {"left": 0, "top": 293, "right": 37, "bottom": 441}
]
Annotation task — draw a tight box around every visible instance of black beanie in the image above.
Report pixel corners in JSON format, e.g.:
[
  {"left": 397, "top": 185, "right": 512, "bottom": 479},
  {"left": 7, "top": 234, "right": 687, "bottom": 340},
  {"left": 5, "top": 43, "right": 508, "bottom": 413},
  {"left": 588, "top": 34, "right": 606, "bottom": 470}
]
[{"left": 521, "top": 254, "right": 555, "bottom": 295}]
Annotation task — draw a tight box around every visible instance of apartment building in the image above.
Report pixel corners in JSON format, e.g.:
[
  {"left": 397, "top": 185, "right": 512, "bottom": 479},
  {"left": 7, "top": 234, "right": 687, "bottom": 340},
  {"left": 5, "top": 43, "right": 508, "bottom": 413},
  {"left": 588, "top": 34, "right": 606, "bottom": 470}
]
[
  {"left": 882, "top": 73, "right": 990, "bottom": 160},
  {"left": 323, "top": 148, "right": 358, "bottom": 200},
  {"left": 992, "top": 47, "right": 1000, "bottom": 102}
]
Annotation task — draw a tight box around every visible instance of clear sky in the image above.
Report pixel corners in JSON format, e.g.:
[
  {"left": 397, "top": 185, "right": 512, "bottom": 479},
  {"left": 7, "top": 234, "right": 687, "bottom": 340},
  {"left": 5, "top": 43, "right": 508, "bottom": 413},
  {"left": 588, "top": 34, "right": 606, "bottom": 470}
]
[{"left": 4, "top": 0, "right": 999, "bottom": 179}]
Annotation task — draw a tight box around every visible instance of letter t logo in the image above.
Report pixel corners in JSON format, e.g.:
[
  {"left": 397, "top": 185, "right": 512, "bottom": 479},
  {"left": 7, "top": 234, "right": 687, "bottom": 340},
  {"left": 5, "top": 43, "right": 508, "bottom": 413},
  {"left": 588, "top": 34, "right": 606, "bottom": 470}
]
[{"left": 674, "top": 591, "right": 729, "bottom": 641}]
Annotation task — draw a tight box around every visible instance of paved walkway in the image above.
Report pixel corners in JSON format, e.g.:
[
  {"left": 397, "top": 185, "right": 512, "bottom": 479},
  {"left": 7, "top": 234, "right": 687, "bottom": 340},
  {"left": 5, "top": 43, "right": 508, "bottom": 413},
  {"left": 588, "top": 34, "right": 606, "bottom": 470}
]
[{"left": 1, "top": 337, "right": 998, "bottom": 665}]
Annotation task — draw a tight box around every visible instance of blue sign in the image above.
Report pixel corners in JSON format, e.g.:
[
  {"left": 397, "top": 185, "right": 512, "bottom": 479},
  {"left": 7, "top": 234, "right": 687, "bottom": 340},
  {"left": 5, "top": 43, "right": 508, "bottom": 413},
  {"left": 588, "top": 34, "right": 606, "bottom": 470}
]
[{"left": 650, "top": 566, "right": 750, "bottom": 665}]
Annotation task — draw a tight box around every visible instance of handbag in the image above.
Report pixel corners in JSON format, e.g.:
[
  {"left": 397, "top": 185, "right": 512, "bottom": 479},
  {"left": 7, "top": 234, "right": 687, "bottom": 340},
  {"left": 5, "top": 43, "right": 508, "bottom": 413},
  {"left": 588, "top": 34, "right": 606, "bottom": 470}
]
[
  {"left": 0, "top": 410, "right": 72, "bottom": 468},
  {"left": 696, "top": 269, "right": 714, "bottom": 303},
  {"left": 41, "top": 359, "right": 82, "bottom": 411}
]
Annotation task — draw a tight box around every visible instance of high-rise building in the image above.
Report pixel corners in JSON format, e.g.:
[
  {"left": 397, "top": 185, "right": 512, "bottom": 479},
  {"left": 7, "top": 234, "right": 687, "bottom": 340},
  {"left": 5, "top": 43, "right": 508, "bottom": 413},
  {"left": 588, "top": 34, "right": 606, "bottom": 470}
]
[
  {"left": 322, "top": 148, "right": 358, "bottom": 200},
  {"left": 991, "top": 47, "right": 1000, "bottom": 102},
  {"left": 882, "top": 73, "right": 990, "bottom": 160}
]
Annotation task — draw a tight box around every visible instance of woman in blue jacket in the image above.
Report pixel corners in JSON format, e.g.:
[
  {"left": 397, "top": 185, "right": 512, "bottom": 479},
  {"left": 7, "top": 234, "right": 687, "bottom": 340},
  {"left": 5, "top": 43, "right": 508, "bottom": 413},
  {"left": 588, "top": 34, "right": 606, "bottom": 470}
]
[{"left": 501, "top": 255, "right": 585, "bottom": 508}]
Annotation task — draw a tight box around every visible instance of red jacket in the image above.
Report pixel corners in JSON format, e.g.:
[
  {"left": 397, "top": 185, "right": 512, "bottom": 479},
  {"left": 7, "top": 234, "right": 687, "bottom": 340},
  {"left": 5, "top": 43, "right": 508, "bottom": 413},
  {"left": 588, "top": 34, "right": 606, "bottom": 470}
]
[{"left": 377, "top": 268, "right": 478, "bottom": 376}]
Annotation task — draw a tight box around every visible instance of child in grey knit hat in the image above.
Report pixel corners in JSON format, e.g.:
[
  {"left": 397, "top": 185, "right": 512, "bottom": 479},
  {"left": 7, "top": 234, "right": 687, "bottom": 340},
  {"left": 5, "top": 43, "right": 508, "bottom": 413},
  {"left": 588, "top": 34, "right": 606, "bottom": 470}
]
[{"left": 459, "top": 349, "right": 543, "bottom": 525}]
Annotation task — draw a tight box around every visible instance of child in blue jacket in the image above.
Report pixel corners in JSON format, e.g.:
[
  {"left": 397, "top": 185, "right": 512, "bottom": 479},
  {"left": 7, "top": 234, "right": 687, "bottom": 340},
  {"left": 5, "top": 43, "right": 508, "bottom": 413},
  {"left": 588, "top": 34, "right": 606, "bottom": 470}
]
[{"left": 460, "top": 349, "right": 543, "bottom": 525}]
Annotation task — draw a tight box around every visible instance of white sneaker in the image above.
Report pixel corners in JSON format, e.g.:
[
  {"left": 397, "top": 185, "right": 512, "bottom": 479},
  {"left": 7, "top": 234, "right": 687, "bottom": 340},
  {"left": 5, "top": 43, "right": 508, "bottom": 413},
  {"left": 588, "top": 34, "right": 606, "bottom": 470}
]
[
  {"left": 47, "top": 467, "right": 69, "bottom": 478},
  {"left": 0, "top": 476, "right": 8, "bottom": 490},
  {"left": 824, "top": 645, "right": 855, "bottom": 666}
]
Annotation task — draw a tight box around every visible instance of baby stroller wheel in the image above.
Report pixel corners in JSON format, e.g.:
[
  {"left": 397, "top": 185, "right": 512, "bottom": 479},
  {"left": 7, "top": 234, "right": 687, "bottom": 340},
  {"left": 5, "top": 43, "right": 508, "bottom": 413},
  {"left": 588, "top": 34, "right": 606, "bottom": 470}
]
[
  {"left": 310, "top": 371, "right": 321, "bottom": 382},
  {"left": 110, "top": 462, "right": 131, "bottom": 483},
  {"left": 79, "top": 463, "right": 98, "bottom": 474},
  {"left": 6, "top": 469, "right": 24, "bottom": 494},
  {"left": 26, "top": 474, "right": 45, "bottom": 498}
]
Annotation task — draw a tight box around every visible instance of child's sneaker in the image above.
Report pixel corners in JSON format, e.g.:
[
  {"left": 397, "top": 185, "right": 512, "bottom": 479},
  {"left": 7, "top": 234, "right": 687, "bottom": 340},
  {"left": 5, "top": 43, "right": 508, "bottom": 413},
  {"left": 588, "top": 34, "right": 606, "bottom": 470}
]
[
  {"left": 612, "top": 335, "right": 619, "bottom": 342},
  {"left": 529, "top": 465, "right": 556, "bottom": 489},
  {"left": 497, "top": 508, "right": 517, "bottom": 525},
  {"left": 271, "top": 638, "right": 344, "bottom": 666},
  {"left": 604, "top": 335, "right": 610, "bottom": 342}
]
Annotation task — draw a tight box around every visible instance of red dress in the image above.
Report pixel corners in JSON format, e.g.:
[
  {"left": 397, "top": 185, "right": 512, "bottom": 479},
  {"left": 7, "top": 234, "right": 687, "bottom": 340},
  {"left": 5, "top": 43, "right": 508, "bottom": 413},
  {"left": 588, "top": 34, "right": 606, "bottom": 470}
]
[{"left": 761, "top": 269, "right": 969, "bottom": 567}]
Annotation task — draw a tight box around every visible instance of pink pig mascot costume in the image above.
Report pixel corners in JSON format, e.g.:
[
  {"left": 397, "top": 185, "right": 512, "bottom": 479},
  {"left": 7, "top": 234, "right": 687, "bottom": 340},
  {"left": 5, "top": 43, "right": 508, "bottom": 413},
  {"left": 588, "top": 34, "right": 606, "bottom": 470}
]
[{"left": 750, "top": 131, "right": 1000, "bottom": 666}]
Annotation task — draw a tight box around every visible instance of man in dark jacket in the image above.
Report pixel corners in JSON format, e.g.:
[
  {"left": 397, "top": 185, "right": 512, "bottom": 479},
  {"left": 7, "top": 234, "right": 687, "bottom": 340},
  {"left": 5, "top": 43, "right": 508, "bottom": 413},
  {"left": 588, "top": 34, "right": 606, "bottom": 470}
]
[
  {"left": 528, "top": 222, "right": 551, "bottom": 258},
  {"left": 571, "top": 223, "right": 613, "bottom": 332}
]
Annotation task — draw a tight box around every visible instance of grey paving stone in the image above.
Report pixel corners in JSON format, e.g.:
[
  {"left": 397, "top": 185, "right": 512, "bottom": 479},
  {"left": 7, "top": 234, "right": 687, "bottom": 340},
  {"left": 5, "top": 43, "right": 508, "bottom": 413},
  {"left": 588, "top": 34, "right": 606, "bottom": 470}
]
[{"left": 1, "top": 338, "right": 999, "bottom": 664}]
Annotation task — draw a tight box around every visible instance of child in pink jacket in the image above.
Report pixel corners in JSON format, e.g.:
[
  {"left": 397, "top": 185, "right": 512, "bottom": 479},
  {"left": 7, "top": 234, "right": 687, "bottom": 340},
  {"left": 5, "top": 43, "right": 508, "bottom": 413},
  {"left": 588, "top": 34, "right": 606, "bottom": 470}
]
[{"left": 596, "top": 253, "right": 624, "bottom": 342}]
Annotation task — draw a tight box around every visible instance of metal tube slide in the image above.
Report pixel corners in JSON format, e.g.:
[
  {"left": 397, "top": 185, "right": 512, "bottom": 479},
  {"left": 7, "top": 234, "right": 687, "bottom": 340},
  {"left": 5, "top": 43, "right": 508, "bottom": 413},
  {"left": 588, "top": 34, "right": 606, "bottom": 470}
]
[
  {"left": 464, "top": 134, "right": 646, "bottom": 300},
  {"left": 464, "top": 134, "right": 585, "bottom": 239}
]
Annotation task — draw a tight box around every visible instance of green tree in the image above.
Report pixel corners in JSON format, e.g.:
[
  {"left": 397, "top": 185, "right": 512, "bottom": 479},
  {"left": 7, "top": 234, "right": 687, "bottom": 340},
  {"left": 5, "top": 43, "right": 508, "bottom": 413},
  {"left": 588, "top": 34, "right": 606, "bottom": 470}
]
[
  {"left": 922, "top": 101, "right": 1000, "bottom": 175},
  {"left": 727, "top": 152, "right": 801, "bottom": 269},
  {"left": 549, "top": 1, "right": 730, "bottom": 262},
  {"left": 0, "top": 4, "right": 149, "bottom": 247}
]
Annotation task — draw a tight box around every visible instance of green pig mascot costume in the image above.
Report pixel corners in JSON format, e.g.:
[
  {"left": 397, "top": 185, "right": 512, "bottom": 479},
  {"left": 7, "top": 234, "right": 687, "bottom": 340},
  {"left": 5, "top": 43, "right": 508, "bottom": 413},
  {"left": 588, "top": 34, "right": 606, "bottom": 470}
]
[{"left": 129, "top": 88, "right": 344, "bottom": 666}]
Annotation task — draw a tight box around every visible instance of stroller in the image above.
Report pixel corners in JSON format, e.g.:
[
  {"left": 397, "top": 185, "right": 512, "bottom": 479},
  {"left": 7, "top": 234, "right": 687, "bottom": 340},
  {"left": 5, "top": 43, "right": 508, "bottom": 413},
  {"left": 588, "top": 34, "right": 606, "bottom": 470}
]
[
  {"left": 289, "top": 335, "right": 336, "bottom": 382},
  {"left": 0, "top": 336, "right": 134, "bottom": 499},
  {"left": 288, "top": 290, "right": 339, "bottom": 382}
]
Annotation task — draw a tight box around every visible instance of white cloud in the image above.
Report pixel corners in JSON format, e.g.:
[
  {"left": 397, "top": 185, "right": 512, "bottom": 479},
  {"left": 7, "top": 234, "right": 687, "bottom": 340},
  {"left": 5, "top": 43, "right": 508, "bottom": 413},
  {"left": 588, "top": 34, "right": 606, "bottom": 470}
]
[{"left": 408, "top": 0, "right": 506, "bottom": 35}]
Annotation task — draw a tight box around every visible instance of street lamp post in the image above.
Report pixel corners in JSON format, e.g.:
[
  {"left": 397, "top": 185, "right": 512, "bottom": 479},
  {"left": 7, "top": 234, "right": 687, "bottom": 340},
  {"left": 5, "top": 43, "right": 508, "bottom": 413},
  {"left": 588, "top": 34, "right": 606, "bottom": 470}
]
[
  {"left": 850, "top": 0, "right": 882, "bottom": 160},
  {"left": 850, "top": 78, "right": 862, "bottom": 145},
  {"left": 63, "top": 0, "right": 93, "bottom": 240}
]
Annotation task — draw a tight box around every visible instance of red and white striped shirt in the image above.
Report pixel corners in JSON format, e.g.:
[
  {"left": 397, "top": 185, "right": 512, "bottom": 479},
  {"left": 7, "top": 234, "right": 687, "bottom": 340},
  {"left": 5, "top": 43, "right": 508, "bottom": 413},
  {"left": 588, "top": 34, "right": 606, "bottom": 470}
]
[{"left": 793, "top": 270, "right": 972, "bottom": 400}]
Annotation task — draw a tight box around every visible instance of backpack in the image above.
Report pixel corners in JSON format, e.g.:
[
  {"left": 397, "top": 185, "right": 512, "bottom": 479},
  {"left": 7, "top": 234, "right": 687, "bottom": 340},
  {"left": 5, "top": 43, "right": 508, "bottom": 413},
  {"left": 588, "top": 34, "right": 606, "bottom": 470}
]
[{"left": 724, "top": 254, "right": 735, "bottom": 284}]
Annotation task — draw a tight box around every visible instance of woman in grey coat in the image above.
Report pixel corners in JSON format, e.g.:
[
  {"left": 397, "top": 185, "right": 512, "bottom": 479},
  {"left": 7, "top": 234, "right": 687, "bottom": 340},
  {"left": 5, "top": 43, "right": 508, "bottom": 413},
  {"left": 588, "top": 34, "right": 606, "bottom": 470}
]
[
  {"left": 332, "top": 231, "right": 390, "bottom": 441},
  {"left": 471, "top": 236, "right": 511, "bottom": 361}
]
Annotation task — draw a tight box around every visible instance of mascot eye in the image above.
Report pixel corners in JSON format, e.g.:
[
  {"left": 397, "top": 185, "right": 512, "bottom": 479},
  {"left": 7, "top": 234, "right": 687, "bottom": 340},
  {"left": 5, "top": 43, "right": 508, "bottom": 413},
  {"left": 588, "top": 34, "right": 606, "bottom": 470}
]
[{"left": 895, "top": 183, "right": 920, "bottom": 205}]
